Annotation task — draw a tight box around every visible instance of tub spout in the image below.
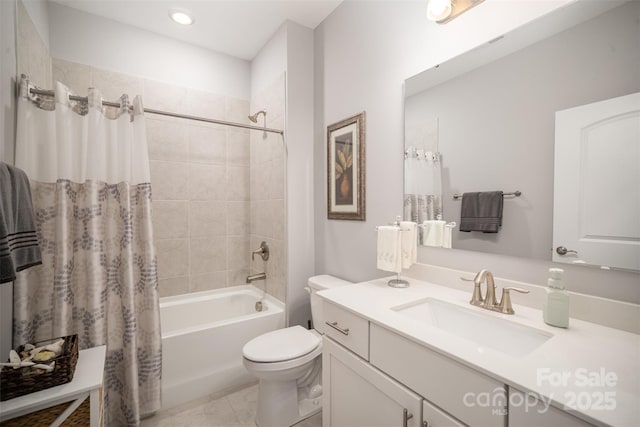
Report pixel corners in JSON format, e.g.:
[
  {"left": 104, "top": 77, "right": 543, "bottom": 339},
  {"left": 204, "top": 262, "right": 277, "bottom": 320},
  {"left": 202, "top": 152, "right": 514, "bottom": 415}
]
[{"left": 246, "top": 272, "right": 266, "bottom": 283}]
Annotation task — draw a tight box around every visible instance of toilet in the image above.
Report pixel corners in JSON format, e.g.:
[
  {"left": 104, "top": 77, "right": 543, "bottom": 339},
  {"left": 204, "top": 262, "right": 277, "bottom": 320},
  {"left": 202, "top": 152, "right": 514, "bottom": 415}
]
[{"left": 242, "top": 275, "right": 352, "bottom": 427}]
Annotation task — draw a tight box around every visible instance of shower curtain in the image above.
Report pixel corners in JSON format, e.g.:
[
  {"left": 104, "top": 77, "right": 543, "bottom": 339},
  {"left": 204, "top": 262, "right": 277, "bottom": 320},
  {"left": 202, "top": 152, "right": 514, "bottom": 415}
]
[
  {"left": 404, "top": 147, "right": 443, "bottom": 222},
  {"left": 13, "top": 76, "right": 161, "bottom": 426}
]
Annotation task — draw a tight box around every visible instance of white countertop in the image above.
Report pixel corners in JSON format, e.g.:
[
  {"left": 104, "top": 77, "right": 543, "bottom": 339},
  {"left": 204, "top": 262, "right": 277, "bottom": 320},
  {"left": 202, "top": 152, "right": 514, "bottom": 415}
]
[{"left": 318, "top": 278, "right": 640, "bottom": 427}]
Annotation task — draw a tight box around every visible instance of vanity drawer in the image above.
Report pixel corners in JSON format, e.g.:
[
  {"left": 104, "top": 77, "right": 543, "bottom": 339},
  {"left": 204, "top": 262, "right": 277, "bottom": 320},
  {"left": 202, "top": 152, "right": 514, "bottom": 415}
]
[
  {"left": 322, "top": 301, "right": 369, "bottom": 360},
  {"left": 370, "top": 324, "right": 506, "bottom": 427}
]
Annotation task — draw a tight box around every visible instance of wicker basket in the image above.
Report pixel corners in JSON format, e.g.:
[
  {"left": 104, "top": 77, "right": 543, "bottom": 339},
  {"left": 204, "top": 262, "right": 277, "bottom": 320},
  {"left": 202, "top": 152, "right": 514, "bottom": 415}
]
[
  {"left": 0, "top": 335, "right": 79, "bottom": 401},
  {"left": 0, "top": 398, "right": 90, "bottom": 427}
]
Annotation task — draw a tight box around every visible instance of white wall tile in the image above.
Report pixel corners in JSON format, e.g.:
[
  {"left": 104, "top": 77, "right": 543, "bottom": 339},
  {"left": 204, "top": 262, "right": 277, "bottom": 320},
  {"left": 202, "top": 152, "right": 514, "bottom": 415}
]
[
  {"left": 267, "top": 157, "right": 284, "bottom": 200},
  {"left": 150, "top": 160, "right": 188, "bottom": 200},
  {"left": 158, "top": 276, "right": 188, "bottom": 298},
  {"left": 92, "top": 67, "right": 144, "bottom": 102},
  {"left": 226, "top": 166, "right": 249, "bottom": 201},
  {"left": 188, "top": 163, "right": 226, "bottom": 200},
  {"left": 144, "top": 78, "right": 187, "bottom": 114},
  {"left": 153, "top": 201, "right": 188, "bottom": 239},
  {"left": 189, "top": 201, "right": 227, "bottom": 236},
  {"left": 186, "top": 88, "right": 225, "bottom": 120},
  {"left": 228, "top": 269, "right": 250, "bottom": 287},
  {"left": 227, "top": 201, "right": 249, "bottom": 236},
  {"left": 190, "top": 237, "right": 227, "bottom": 274},
  {"left": 156, "top": 238, "right": 189, "bottom": 279},
  {"left": 146, "top": 118, "right": 189, "bottom": 162},
  {"left": 249, "top": 166, "right": 267, "bottom": 202},
  {"left": 269, "top": 200, "right": 285, "bottom": 241},
  {"left": 189, "top": 272, "right": 227, "bottom": 293},
  {"left": 17, "top": 0, "right": 51, "bottom": 88},
  {"left": 227, "top": 129, "right": 250, "bottom": 166},
  {"left": 52, "top": 58, "right": 91, "bottom": 95},
  {"left": 226, "top": 97, "right": 250, "bottom": 124},
  {"left": 188, "top": 125, "right": 226, "bottom": 164},
  {"left": 227, "top": 235, "right": 249, "bottom": 270}
]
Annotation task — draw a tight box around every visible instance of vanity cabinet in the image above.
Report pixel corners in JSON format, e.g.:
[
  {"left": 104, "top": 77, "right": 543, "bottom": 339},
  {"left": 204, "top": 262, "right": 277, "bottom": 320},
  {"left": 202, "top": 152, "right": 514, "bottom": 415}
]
[
  {"left": 322, "top": 336, "right": 422, "bottom": 427},
  {"left": 320, "top": 298, "right": 598, "bottom": 427},
  {"left": 508, "top": 389, "right": 594, "bottom": 427},
  {"left": 370, "top": 324, "right": 506, "bottom": 427}
]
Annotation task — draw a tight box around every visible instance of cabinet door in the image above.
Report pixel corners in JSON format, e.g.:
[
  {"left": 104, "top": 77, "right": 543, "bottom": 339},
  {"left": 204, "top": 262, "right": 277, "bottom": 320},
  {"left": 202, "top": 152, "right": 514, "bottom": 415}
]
[
  {"left": 322, "top": 336, "right": 422, "bottom": 427},
  {"left": 508, "top": 389, "right": 594, "bottom": 427},
  {"left": 423, "top": 399, "right": 465, "bottom": 427}
]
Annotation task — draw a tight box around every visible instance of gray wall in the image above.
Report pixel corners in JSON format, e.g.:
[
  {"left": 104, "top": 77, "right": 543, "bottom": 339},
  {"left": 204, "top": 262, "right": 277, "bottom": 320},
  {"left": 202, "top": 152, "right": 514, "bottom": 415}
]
[
  {"left": 405, "top": 2, "right": 640, "bottom": 260},
  {"left": 314, "top": 1, "right": 640, "bottom": 304}
]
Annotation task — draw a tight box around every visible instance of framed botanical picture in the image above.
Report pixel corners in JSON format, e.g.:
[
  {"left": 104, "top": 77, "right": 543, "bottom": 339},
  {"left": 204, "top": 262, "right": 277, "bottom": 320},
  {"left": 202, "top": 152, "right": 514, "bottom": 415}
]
[{"left": 327, "top": 112, "right": 366, "bottom": 220}]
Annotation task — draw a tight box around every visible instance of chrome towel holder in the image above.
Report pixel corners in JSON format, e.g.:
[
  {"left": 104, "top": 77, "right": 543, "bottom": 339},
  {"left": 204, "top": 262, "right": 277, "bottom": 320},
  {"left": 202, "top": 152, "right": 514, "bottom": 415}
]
[{"left": 452, "top": 190, "right": 521, "bottom": 200}]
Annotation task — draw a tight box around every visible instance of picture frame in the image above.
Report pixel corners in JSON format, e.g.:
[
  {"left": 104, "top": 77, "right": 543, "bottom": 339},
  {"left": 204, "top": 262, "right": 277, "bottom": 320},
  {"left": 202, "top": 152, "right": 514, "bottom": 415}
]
[{"left": 327, "top": 112, "right": 366, "bottom": 221}]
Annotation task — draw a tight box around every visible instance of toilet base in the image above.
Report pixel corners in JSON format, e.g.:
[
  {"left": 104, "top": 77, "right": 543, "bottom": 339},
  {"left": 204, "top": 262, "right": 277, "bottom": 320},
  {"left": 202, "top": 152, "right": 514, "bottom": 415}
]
[{"left": 255, "top": 379, "right": 322, "bottom": 427}]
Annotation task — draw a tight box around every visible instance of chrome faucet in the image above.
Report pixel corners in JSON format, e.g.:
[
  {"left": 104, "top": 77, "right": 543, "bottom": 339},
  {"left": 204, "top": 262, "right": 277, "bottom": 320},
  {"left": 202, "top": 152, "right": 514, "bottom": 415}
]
[
  {"left": 246, "top": 272, "right": 266, "bottom": 284},
  {"left": 462, "top": 269, "right": 529, "bottom": 314}
]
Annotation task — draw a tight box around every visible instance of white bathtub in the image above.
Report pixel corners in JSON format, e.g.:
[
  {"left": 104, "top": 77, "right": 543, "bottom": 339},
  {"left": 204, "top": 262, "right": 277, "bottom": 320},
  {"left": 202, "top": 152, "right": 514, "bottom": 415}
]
[{"left": 160, "top": 285, "right": 285, "bottom": 409}]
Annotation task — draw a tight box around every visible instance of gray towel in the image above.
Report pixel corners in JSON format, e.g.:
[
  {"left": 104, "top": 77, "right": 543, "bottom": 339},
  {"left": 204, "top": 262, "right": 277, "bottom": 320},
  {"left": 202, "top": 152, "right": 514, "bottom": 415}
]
[
  {"left": 0, "top": 162, "right": 42, "bottom": 284},
  {"left": 459, "top": 191, "right": 504, "bottom": 233}
]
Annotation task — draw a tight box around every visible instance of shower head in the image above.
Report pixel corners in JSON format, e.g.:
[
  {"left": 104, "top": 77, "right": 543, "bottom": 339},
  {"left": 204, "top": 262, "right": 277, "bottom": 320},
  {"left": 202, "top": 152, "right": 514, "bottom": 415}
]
[{"left": 248, "top": 110, "right": 266, "bottom": 123}]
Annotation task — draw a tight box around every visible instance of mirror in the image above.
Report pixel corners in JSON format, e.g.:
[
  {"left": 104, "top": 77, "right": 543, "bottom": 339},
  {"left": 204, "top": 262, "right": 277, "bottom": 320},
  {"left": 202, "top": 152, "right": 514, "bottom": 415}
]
[{"left": 404, "top": 1, "right": 639, "bottom": 269}]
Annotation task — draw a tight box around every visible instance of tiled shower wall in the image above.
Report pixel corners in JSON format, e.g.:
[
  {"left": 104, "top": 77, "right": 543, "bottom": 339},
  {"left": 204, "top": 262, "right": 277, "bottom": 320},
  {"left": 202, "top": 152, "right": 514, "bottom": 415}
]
[
  {"left": 16, "top": 0, "right": 51, "bottom": 89},
  {"left": 250, "top": 75, "right": 286, "bottom": 302},
  {"left": 16, "top": 0, "right": 286, "bottom": 301},
  {"left": 52, "top": 58, "right": 257, "bottom": 298}
]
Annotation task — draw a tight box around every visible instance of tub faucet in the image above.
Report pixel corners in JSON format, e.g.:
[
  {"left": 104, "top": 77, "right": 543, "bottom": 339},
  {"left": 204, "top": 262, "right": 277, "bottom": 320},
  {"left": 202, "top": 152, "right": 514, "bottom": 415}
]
[{"left": 246, "top": 272, "right": 266, "bottom": 283}]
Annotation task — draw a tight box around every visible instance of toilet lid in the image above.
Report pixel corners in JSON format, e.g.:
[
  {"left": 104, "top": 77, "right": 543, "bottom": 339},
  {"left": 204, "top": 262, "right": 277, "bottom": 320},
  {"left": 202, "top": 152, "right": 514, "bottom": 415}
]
[{"left": 243, "top": 325, "right": 321, "bottom": 362}]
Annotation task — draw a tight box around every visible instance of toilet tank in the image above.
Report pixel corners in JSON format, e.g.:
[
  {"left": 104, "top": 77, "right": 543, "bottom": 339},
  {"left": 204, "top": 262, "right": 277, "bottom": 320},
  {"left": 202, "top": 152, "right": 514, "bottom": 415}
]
[{"left": 307, "top": 275, "right": 353, "bottom": 331}]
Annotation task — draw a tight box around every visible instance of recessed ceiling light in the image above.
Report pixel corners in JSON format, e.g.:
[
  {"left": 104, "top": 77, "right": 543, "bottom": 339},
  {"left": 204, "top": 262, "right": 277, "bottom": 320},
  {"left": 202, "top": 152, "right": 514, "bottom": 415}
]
[{"left": 169, "top": 9, "right": 194, "bottom": 26}]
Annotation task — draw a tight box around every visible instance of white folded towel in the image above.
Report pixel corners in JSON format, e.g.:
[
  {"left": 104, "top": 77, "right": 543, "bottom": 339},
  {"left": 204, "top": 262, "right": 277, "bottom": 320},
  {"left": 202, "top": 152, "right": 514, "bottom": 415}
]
[
  {"left": 377, "top": 226, "right": 401, "bottom": 273},
  {"left": 443, "top": 223, "right": 453, "bottom": 248},
  {"left": 400, "top": 221, "right": 417, "bottom": 268},
  {"left": 422, "top": 220, "right": 446, "bottom": 247}
]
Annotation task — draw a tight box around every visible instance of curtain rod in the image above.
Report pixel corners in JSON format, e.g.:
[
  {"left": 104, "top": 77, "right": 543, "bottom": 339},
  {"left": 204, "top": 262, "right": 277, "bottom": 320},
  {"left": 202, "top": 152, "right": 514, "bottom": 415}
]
[{"left": 28, "top": 87, "right": 284, "bottom": 136}]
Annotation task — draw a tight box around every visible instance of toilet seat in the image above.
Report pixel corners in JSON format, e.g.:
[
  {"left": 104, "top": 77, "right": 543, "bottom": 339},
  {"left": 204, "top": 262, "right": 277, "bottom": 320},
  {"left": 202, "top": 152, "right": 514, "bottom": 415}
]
[
  {"left": 243, "top": 325, "right": 321, "bottom": 362},
  {"left": 243, "top": 343, "right": 322, "bottom": 373},
  {"left": 242, "top": 326, "right": 322, "bottom": 373}
]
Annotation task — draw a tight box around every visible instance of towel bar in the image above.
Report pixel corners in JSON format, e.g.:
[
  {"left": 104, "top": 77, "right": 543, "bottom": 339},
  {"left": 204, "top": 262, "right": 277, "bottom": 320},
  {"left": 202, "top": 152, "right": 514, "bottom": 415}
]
[{"left": 452, "top": 190, "right": 521, "bottom": 200}]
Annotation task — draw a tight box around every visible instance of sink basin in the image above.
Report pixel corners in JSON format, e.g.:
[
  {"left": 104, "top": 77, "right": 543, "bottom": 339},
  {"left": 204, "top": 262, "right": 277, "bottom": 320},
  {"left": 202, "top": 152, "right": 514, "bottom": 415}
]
[{"left": 392, "top": 298, "right": 553, "bottom": 357}]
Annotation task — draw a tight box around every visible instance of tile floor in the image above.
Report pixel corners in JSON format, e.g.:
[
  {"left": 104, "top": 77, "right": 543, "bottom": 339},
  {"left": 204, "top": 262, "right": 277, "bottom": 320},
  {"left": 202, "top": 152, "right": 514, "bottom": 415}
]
[{"left": 141, "top": 383, "right": 322, "bottom": 427}]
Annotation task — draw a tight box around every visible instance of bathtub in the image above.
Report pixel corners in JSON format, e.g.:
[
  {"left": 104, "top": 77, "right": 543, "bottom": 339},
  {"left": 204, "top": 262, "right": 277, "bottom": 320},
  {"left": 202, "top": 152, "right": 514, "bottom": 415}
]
[{"left": 160, "top": 285, "right": 285, "bottom": 409}]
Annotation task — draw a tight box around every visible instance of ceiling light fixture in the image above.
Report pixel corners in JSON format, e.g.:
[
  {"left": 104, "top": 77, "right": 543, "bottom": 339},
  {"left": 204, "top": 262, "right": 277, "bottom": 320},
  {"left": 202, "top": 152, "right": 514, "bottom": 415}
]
[
  {"left": 427, "top": 0, "right": 485, "bottom": 24},
  {"left": 169, "top": 9, "right": 194, "bottom": 26}
]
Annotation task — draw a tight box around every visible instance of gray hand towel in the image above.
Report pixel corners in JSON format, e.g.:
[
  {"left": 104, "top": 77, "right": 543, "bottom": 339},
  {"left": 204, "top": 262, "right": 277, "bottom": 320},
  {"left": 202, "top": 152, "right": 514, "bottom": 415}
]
[
  {"left": 0, "top": 162, "right": 42, "bottom": 284},
  {"left": 459, "top": 191, "right": 504, "bottom": 233}
]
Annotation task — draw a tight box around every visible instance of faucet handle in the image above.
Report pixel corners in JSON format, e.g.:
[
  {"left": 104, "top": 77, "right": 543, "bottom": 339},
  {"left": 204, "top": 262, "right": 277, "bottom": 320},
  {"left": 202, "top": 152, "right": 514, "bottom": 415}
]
[
  {"left": 252, "top": 241, "right": 269, "bottom": 261},
  {"left": 496, "top": 287, "right": 530, "bottom": 314},
  {"left": 461, "top": 276, "right": 484, "bottom": 306},
  {"left": 504, "top": 286, "right": 529, "bottom": 294}
]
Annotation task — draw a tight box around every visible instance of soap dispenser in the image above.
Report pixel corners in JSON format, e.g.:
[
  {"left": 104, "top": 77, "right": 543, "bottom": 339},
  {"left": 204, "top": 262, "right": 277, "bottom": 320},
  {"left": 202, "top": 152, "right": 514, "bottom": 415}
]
[{"left": 543, "top": 268, "right": 569, "bottom": 328}]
